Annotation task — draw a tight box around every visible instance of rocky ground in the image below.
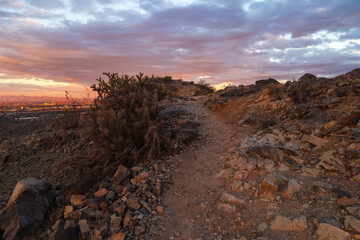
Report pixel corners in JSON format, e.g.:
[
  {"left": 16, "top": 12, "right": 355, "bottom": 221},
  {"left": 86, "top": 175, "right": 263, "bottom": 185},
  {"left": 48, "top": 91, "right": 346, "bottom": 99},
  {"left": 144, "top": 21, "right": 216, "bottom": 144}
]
[{"left": 0, "top": 69, "right": 360, "bottom": 240}]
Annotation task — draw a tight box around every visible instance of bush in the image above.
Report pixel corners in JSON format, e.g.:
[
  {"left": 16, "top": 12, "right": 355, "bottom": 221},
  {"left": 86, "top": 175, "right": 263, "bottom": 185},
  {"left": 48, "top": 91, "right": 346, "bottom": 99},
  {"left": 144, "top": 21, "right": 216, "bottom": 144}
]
[
  {"left": 195, "top": 79, "right": 215, "bottom": 93},
  {"left": 84, "top": 73, "right": 169, "bottom": 167},
  {"left": 55, "top": 91, "right": 81, "bottom": 130}
]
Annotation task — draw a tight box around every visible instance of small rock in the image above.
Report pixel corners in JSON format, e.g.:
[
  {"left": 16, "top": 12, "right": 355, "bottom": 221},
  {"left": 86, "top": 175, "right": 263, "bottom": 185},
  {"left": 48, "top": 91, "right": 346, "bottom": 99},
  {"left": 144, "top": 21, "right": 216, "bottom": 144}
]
[
  {"left": 113, "top": 204, "right": 126, "bottom": 216},
  {"left": 230, "top": 180, "right": 244, "bottom": 192},
  {"left": 324, "top": 121, "right": 337, "bottom": 130},
  {"left": 89, "top": 229, "right": 102, "bottom": 240},
  {"left": 316, "top": 223, "right": 350, "bottom": 240},
  {"left": 110, "top": 214, "right": 122, "bottom": 234},
  {"left": 64, "top": 205, "right": 74, "bottom": 218},
  {"left": 94, "top": 188, "right": 108, "bottom": 198},
  {"left": 216, "top": 202, "right": 235, "bottom": 212},
  {"left": 233, "top": 171, "right": 248, "bottom": 180},
  {"left": 337, "top": 196, "right": 353, "bottom": 207},
  {"left": 140, "top": 200, "right": 152, "bottom": 213},
  {"left": 301, "top": 134, "right": 328, "bottom": 148},
  {"left": 123, "top": 213, "right": 131, "bottom": 228},
  {"left": 81, "top": 208, "right": 102, "bottom": 221},
  {"left": 64, "top": 219, "right": 75, "bottom": 229},
  {"left": 109, "top": 232, "right": 126, "bottom": 240},
  {"left": 154, "top": 180, "right": 161, "bottom": 196},
  {"left": 131, "top": 172, "right": 149, "bottom": 185},
  {"left": 156, "top": 205, "right": 164, "bottom": 213},
  {"left": 344, "top": 215, "right": 360, "bottom": 234},
  {"left": 78, "top": 219, "right": 90, "bottom": 238},
  {"left": 135, "top": 226, "right": 145, "bottom": 236},
  {"left": 70, "top": 195, "right": 86, "bottom": 207},
  {"left": 69, "top": 210, "right": 82, "bottom": 221},
  {"left": 220, "top": 193, "right": 245, "bottom": 205},
  {"left": 115, "top": 185, "right": 125, "bottom": 194},
  {"left": 292, "top": 215, "right": 307, "bottom": 231},
  {"left": 106, "top": 191, "right": 116, "bottom": 201},
  {"left": 127, "top": 197, "right": 141, "bottom": 210},
  {"left": 261, "top": 174, "right": 288, "bottom": 192},
  {"left": 113, "top": 165, "right": 129, "bottom": 183},
  {"left": 284, "top": 179, "right": 302, "bottom": 196},
  {"left": 257, "top": 222, "right": 268, "bottom": 232},
  {"left": 215, "top": 169, "right": 233, "bottom": 179},
  {"left": 270, "top": 215, "right": 292, "bottom": 231}
]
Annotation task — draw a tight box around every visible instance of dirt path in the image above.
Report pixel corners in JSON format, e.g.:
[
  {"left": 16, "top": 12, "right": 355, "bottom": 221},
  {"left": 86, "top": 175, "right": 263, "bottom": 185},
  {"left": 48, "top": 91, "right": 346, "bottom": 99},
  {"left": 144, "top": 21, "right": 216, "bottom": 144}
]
[{"left": 156, "top": 100, "right": 242, "bottom": 239}]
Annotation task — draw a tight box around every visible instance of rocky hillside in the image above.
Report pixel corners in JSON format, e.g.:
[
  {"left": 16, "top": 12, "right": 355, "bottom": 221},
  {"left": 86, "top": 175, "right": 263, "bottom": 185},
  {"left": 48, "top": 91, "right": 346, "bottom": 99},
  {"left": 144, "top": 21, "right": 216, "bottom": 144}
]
[{"left": 0, "top": 69, "right": 359, "bottom": 240}]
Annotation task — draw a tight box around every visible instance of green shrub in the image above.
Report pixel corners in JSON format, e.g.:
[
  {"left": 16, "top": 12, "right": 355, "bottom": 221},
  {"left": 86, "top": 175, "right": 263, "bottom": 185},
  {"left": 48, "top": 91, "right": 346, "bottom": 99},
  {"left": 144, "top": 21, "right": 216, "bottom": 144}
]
[{"left": 85, "top": 72, "right": 169, "bottom": 166}]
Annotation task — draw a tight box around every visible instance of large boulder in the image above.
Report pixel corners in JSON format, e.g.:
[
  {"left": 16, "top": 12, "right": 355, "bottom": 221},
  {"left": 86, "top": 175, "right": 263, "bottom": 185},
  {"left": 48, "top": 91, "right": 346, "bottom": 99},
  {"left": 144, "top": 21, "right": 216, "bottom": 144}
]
[
  {"left": 255, "top": 78, "right": 279, "bottom": 86},
  {"left": 0, "top": 178, "right": 55, "bottom": 240}
]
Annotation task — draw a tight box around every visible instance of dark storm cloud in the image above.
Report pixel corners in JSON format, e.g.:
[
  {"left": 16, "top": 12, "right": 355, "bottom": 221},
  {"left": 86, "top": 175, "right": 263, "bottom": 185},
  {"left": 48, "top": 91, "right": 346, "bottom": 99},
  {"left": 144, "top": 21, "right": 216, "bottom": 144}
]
[{"left": 0, "top": 0, "right": 359, "bottom": 93}]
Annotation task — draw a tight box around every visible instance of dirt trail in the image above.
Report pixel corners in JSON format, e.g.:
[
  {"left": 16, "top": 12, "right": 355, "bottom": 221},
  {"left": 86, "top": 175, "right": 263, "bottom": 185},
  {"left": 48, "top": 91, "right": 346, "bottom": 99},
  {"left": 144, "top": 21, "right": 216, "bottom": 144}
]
[{"left": 157, "top": 99, "right": 241, "bottom": 239}]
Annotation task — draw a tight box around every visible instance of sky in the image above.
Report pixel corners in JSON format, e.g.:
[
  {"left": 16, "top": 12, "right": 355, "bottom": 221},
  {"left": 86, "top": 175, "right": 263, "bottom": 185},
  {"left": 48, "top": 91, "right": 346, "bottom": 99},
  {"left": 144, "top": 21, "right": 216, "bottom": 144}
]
[{"left": 0, "top": 0, "right": 360, "bottom": 97}]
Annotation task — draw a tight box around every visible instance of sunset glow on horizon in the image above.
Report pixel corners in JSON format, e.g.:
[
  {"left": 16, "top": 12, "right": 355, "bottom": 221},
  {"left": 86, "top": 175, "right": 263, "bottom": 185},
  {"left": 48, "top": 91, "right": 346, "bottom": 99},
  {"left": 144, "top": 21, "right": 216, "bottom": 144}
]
[{"left": 1, "top": 0, "right": 360, "bottom": 98}]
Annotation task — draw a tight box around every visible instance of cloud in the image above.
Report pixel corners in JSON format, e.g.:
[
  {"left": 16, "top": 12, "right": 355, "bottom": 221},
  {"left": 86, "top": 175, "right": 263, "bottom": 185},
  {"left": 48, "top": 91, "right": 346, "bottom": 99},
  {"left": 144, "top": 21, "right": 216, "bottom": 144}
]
[{"left": 0, "top": 0, "right": 359, "bottom": 95}]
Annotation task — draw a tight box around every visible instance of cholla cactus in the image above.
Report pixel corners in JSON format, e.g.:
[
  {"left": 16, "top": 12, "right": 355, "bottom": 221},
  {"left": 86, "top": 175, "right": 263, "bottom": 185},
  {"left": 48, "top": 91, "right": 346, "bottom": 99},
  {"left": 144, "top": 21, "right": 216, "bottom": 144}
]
[{"left": 85, "top": 72, "right": 168, "bottom": 165}]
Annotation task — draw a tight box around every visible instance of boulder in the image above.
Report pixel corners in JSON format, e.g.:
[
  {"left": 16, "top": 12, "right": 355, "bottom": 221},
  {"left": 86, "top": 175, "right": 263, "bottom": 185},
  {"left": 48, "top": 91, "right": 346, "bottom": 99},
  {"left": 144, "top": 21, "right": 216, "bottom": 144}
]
[
  {"left": 6, "top": 178, "right": 48, "bottom": 207},
  {"left": 0, "top": 178, "right": 55, "bottom": 240},
  {"left": 255, "top": 78, "right": 279, "bottom": 86},
  {"left": 316, "top": 223, "right": 350, "bottom": 240}
]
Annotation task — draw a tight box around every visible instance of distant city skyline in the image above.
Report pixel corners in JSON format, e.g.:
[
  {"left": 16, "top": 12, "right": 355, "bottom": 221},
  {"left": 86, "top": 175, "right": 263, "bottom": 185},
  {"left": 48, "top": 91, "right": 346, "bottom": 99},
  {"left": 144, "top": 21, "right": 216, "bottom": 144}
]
[{"left": 1, "top": 0, "right": 359, "bottom": 97}]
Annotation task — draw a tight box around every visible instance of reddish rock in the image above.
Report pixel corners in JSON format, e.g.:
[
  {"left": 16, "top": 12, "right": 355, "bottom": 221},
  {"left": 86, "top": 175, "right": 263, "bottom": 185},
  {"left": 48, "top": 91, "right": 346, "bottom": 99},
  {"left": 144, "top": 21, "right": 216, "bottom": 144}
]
[
  {"left": 70, "top": 195, "right": 86, "bottom": 208},
  {"left": 94, "top": 188, "right": 108, "bottom": 198},
  {"left": 109, "top": 232, "right": 125, "bottom": 240},
  {"left": 337, "top": 196, "right": 353, "bottom": 207},
  {"left": 127, "top": 198, "right": 141, "bottom": 210}
]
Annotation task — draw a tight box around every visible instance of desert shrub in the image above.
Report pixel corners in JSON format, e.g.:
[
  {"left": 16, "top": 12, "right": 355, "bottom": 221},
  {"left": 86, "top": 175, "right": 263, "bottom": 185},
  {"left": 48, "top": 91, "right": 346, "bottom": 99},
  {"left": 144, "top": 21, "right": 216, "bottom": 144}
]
[
  {"left": 161, "top": 76, "right": 172, "bottom": 83},
  {"left": 195, "top": 79, "right": 215, "bottom": 93},
  {"left": 55, "top": 91, "right": 82, "bottom": 130},
  {"left": 84, "top": 72, "right": 169, "bottom": 167}
]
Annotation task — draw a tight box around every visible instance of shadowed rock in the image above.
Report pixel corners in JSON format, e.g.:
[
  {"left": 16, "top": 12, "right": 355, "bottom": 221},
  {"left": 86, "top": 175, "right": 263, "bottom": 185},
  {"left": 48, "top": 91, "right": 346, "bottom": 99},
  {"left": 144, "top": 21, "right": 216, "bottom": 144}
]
[
  {"left": 0, "top": 178, "right": 55, "bottom": 240},
  {"left": 255, "top": 78, "right": 279, "bottom": 86}
]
